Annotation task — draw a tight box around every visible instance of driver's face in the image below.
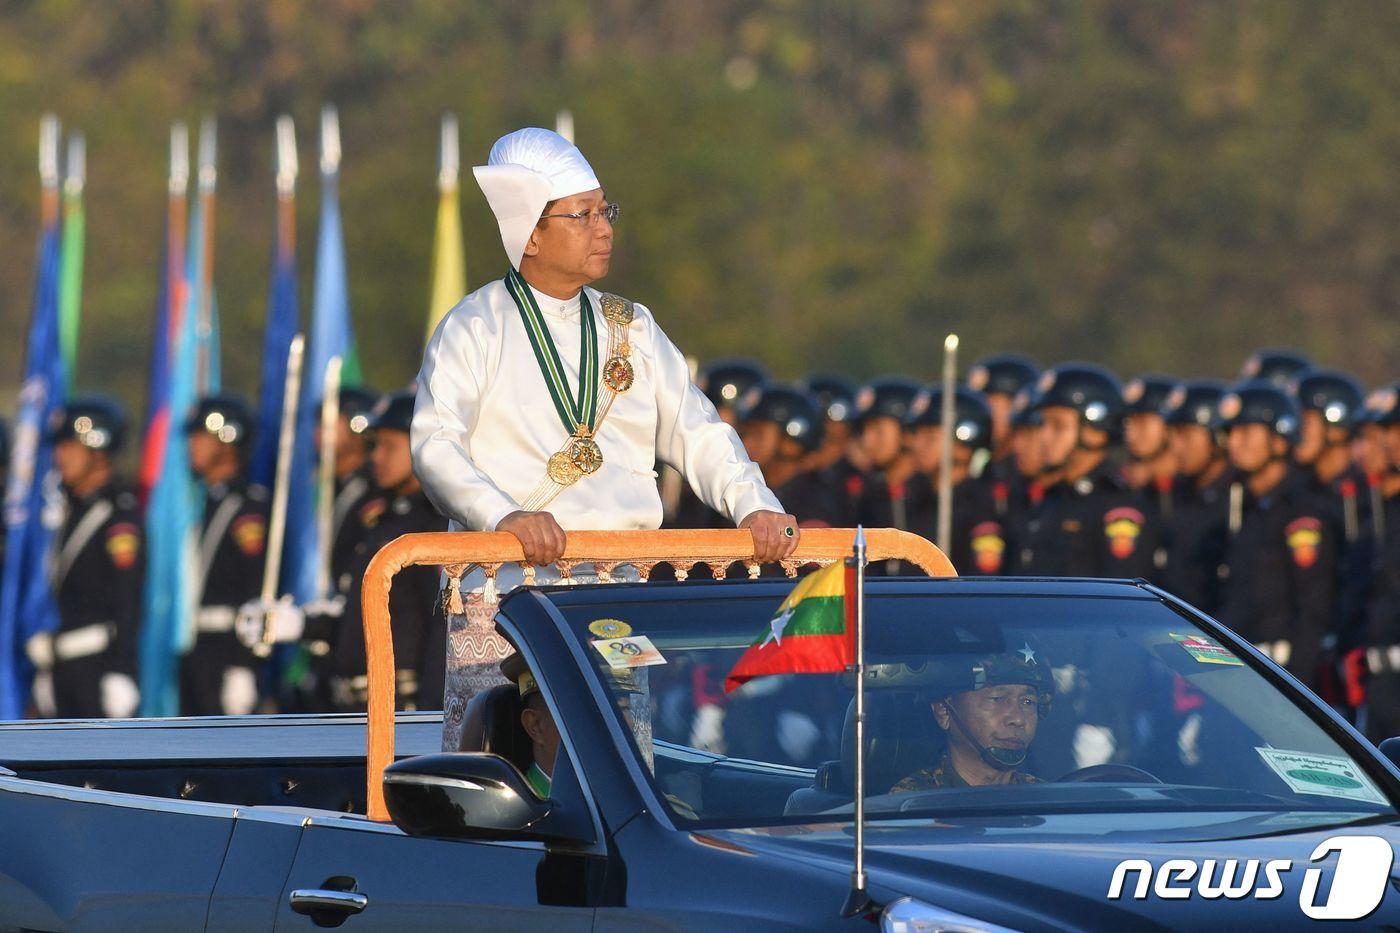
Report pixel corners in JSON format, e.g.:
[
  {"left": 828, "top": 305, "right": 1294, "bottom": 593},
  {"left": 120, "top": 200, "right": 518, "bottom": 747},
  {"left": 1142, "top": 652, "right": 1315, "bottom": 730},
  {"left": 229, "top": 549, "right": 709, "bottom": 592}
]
[{"left": 935, "top": 684, "right": 1039, "bottom": 758}]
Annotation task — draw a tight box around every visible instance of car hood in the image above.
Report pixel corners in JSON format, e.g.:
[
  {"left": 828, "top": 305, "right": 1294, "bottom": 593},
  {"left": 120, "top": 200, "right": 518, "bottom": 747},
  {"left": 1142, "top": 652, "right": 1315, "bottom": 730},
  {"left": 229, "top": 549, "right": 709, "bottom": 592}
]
[{"left": 708, "top": 811, "right": 1400, "bottom": 930}]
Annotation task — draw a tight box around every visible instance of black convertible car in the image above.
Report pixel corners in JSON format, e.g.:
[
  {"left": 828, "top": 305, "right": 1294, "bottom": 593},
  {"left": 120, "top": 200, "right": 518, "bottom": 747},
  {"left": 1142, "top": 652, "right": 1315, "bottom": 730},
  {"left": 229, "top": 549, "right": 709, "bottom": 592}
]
[{"left": 3, "top": 575, "right": 1400, "bottom": 930}]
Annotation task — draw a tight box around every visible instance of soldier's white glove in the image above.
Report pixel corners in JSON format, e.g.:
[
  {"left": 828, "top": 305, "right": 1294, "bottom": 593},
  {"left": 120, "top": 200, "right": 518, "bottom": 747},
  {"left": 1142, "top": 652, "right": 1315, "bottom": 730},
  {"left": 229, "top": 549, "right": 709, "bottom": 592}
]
[
  {"left": 100, "top": 673, "right": 140, "bottom": 718},
  {"left": 30, "top": 670, "right": 55, "bottom": 718},
  {"left": 235, "top": 596, "right": 305, "bottom": 650},
  {"left": 302, "top": 595, "right": 345, "bottom": 620}
]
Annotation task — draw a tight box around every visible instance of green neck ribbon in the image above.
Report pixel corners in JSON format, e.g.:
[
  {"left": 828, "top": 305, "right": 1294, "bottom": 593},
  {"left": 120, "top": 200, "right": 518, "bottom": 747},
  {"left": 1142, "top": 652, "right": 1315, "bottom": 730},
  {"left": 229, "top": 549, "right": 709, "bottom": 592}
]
[{"left": 505, "top": 269, "right": 599, "bottom": 436}]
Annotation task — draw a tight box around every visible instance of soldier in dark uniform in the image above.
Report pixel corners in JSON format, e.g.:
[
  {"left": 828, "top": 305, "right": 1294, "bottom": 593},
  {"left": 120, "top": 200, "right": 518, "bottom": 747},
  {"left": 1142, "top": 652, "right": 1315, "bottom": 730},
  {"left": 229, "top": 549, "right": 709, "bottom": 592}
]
[
  {"left": 887, "top": 646, "right": 1053, "bottom": 792},
  {"left": 736, "top": 384, "right": 842, "bottom": 527},
  {"left": 669, "top": 359, "right": 769, "bottom": 529},
  {"left": 903, "top": 386, "right": 1007, "bottom": 575},
  {"left": 1240, "top": 347, "right": 1311, "bottom": 389},
  {"left": 1216, "top": 382, "right": 1342, "bottom": 694},
  {"left": 291, "top": 386, "right": 381, "bottom": 709},
  {"left": 851, "top": 377, "right": 922, "bottom": 574},
  {"left": 328, "top": 391, "right": 447, "bottom": 711},
  {"left": 966, "top": 354, "right": 1039, "bottom": 497},
  {"left": 1362, "top": 385, "right": 1400, "bottom": 740},
  {"left": 27, "top": 398, "right": 143, "bottom": 719},
  {"left": 1015, "top": 364, "right": 1159, "bottom": 580},
  {"left": 801, "top": 373, "right": 865, "bottom": 524},
  {"left": 182, "top": 394, "right": 269, "bottom": 716},
  {"left": 1160, "top": 381, "right": 1233, "bottom": 614},
  {"left": 1004, "top": 387, "right": 1045, "bottom": 527},
  {"left": 1122, "top": 375, "right": 1181, "bottom": 522},
  {"left": 1293, "top": 369, "right": 1373, "bottom": 706}
]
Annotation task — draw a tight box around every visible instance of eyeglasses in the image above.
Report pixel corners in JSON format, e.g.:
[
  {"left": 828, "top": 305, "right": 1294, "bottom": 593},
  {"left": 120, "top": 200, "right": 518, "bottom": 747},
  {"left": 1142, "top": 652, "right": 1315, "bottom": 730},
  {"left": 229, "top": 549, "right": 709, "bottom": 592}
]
[{"left": 539, "top": 201, "right": 620, "bottom": 228}]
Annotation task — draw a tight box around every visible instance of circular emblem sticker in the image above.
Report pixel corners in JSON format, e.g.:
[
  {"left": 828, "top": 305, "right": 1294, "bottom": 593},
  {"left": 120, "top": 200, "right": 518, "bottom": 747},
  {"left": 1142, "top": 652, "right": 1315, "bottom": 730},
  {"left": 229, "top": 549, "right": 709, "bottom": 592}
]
[{"left": 588, "top": 618, "right": 632, "bottom": 639}]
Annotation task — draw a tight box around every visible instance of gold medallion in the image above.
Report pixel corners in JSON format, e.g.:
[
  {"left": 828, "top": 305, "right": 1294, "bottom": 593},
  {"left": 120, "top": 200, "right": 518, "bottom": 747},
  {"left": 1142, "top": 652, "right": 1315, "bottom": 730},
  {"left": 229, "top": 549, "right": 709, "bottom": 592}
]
[
  {"left": 547, "top": 451, "right": 583, "bottom": 486},
  {"left": 569, "top": 434, "right": 604, "bottom": 475},
  {"left": 603, "top": 356, "right": 635, "bottom": 393},
  {"left": 601, "top": 294, "right": 634, "bottom": 325},
  {"left": 617, "top": 340, "right": 631, "bottom": 358}
]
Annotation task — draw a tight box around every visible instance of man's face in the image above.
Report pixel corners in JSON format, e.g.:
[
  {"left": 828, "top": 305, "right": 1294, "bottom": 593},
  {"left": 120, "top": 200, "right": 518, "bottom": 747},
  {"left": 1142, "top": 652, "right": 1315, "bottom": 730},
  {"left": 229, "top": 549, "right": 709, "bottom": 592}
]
[
  {"left": 371, "top": 429, "right": 415, "bottom": 491},
  {"left": 1294, "top": 410, "right": 1326, "bottom": 466},
  {"left": 739, "top": 420, "right": 783, "bottom": 471},
  {"left": 1227, "top": 423, "right": 1283, "bottom": 474},
  {"left": 53, "top": 438, "right": 96, "bottom": 489},
  {"left": 985, "top": 393, "right": 1013, "bottom": 452},
  {"left": 1037, "top": 406, "right": 1081, "bottom": 471},
  {"left": 934, "top": 683, "right": 1039, "bottom": 770},
  {"left": 859, "top": 416, "right": 905, "bottom": 471},
  {"left": 524, "top": 188, "right": 613, "bottom": 285},
  {"left": 1011, "top": 425, "right": 1043, "bottom": 479},
  {"left": 187, "top": 432, "right": 227, "bottom": 480},
  {"left": 1124, "top": 412, "right": 1168, "bottom": 462},
  {"left": 520, "top": 694, "right": 561, "bottom": 774},
  {"left": 908, "top": 424, "right": 972, "bottom": 479},
  {"left": 1169, "top": 424, "right": 1217, "bottom": 478},
  {"left": 314, "top": 416, "right": 370, "bottom": 478}
]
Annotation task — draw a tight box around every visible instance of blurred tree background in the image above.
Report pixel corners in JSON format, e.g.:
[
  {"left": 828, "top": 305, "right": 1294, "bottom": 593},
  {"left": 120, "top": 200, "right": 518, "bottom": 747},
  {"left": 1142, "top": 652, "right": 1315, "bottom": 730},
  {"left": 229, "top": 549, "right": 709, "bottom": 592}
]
[{"left": 0, "top": 0, "right": 1397, "bottom": 424}]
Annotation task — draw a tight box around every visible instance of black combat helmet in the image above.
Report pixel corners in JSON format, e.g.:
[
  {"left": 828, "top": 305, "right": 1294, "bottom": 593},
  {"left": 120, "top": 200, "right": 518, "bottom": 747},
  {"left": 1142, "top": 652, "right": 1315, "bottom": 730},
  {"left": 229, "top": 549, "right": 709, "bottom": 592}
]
[
  {"left": 369, "top": 390, "right": 416, "bottom": 434},
  {"left": 184, "top": 394, "right": 255, "bottom": 447},
  {"left": 51, "top": 395, "right": 129, "bottom": 453},
  {"left": 1240, "top": 348, "right": 1311, "bottom": 388},
  {"left": 1160, "top": 380, "right": 1228, "bottom": 429},
  {"left": 1122, "top": 375, "right": 1181, "bottom": 416},
  {"left": 906, "top": 386, "right": 994, "bottom": 453},
  {"left": 967, "top": 355, "right": 1039, "bottom": 398},
  {"left": 1010, "top": 387, "right": 1042, "bottom": 428},
  {"left": 1033, "top": 363, "right": 1124, "bottom": 436},
  {"left": 1217, "top": 380, "right": 1301, "bottom": 444},
  {"left": 338, "top": 386, "right": 382, "bottom": 436},
  {"left": 854, "top": 377, "right": 924, "bottom": 426},
  {"left": 698, "top": 359, "right": 768, "bottom": 411},
  {"left": 737, "top": 384, "right": 825, "bottom": 452},
  {"left": 802, "top": 374, "right": 857, "bottom": 424},
  {"left": 1363, "top": 384, "right": 1400, "bottom": 428},
  {"left": 1293, "top": 369, "right": 1366, "bottom": 432}
]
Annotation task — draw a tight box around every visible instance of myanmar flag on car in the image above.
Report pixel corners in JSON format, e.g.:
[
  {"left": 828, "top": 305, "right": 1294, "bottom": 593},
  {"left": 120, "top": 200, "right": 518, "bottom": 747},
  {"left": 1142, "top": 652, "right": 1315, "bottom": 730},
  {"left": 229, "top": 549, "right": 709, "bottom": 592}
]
[{"left": 724, "top": 560, "right": 856, "bottom": 692}]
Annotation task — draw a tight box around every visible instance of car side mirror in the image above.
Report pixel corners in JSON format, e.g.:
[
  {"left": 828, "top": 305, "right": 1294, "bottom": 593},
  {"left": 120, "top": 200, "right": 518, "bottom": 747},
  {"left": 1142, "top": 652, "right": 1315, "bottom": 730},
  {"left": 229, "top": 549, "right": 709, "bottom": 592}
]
[
  {"left": 383, "top": 753, "right": 592, "bottom": 844},
  {"left": 1379, "top": 738, "right": 1400, "bottom": 772}
]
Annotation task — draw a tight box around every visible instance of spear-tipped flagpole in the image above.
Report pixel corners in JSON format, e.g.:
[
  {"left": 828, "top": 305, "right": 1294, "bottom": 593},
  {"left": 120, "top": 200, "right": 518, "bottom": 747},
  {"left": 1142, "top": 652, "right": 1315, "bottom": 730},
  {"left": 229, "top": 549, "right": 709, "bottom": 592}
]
[
  {"left": 320, "top": 105, "right": 341, "bottom": 177},
  {"left": 937, "top": 334, "right": 959, "bottom": 554},
  {"left": 438, "top": 112, "right": 459, "bottom": 191},
  {"left": 842, "top": 525, "right": 873, "bottom": 918},
  {"left": 194, "top": 116, "right": 218, "bottom": 392},
  {"left": 256, "top": 333, "right": 305, "bottom": 656},
  {"left": 315, "top": 356, "right": 343, "bottom": 600},
  {"left": 39, "top": 114, "right": 61, "bottom": 224}
]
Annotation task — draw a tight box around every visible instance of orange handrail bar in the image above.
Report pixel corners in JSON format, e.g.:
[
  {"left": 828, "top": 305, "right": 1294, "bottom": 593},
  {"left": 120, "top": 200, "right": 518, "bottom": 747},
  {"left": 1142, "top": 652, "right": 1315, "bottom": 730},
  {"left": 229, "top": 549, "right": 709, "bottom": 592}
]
[{"left": 361, "top": 528, "right": 954, "bottom": 820}]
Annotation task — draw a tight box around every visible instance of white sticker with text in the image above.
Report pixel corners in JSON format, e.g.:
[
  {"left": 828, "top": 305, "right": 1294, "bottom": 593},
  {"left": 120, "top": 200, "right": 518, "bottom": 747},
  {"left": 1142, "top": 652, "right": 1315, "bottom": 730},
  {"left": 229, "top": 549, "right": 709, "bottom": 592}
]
[
  {"left": 1256, "top": 747, "right": 1386, "bottom": 805},
  {"left": 592, "top": 634, "right": 667, "bottom": 670}
]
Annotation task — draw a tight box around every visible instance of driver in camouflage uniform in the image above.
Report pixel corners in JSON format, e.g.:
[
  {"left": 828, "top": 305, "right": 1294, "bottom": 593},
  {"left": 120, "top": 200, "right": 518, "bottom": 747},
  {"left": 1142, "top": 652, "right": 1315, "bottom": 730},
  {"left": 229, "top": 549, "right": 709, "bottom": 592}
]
[{"left": 890, "top": 645, "right": 1052, "bottom": 791}]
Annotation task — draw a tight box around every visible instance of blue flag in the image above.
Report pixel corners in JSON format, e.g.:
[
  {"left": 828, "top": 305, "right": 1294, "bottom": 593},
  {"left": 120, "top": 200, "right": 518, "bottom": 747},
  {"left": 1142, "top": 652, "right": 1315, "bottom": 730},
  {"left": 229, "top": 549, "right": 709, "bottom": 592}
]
[
  {"left": 0, "top": 220, "right": 66, "bottom": 719},
  {"left": 250, "top": 202, "right": 300, "bottom": 490},
  {"left": 282, "top": 168, "right": 357, "bottom": 602},
  {"left": 139, "top": 184, "right": 218, "bottom": 716}
]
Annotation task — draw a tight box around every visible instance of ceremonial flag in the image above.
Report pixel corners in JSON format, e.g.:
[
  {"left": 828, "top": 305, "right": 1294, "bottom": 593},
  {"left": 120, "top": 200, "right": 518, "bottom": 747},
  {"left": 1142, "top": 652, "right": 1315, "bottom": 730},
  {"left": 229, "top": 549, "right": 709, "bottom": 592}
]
[
  {"left": 140, "top": 117, "right": 218, "bottom": 716},
  {"left": 282, "top": 105, "right": 358, "bottom": 603},
  {"left": 138, "top": 124, "right": 189, "bottom": 507},
  {"left": 426, "top": 113, "right": 465, "bottom": 340},
  {"left": 250, "top": 116, "right": 301, "bottom": 490},
  {"left": 57, "top": 133, "right": 84, "bottom": 387},
  {"left": 0, "top": 115, "right": 66, "bottom": 719},
  {"left": 724, "top": 559, "right": 856, "bottom": 693}
]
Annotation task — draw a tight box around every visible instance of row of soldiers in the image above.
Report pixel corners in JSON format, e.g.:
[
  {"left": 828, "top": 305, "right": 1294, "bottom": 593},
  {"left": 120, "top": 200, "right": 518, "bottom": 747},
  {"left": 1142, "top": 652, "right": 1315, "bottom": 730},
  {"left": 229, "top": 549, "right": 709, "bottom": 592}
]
[
  {"left": 680, "top": 349, "right": 1400, "bottom": 740},
  {"left": 9, "top": 347, "right": 1399, "bottom": 739},
  {"left": 10, "top": 388, "right": 446, "bottom": 719}
]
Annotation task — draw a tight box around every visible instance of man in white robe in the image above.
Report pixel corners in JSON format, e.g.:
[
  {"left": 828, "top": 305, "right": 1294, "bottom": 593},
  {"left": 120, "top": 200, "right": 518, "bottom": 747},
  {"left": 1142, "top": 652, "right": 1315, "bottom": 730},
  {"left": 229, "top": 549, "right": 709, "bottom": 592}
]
[{"left": 412, "top": 127, "right": 799, "bottom": 563}]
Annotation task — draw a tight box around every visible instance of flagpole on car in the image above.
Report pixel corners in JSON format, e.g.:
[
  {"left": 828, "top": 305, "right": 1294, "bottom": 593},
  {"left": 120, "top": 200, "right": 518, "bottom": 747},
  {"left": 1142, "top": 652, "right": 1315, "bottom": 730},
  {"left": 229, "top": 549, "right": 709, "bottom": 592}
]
[{"left": 842, "top": 525, "right": 874, "bottom": 917}]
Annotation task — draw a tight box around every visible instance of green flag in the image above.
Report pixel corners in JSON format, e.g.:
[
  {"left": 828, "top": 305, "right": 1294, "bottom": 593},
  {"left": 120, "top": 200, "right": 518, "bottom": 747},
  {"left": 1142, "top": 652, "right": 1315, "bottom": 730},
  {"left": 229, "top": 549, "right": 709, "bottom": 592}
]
[{"left": 58, "top": 132, "right": 85, "bottom": 386}]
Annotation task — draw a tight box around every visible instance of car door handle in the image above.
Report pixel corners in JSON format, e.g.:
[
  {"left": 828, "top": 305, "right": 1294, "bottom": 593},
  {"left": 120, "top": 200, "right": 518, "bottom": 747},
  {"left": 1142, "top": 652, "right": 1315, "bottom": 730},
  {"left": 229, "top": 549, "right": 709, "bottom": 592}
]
[{"left": 290, "top": 888, "right": 369, "bottom": 923}]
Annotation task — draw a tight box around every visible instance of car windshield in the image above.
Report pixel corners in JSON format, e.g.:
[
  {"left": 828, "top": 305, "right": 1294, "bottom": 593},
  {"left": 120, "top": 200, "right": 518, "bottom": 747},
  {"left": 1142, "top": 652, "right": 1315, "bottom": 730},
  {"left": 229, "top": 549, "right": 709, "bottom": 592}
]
[{"left": 556, "top": 584, "right": 1396, "bottom": 830}]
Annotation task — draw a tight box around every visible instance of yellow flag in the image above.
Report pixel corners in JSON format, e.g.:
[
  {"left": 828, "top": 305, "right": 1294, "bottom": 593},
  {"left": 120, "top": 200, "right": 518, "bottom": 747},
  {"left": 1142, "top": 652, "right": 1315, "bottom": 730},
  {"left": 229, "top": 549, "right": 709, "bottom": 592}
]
[{"left": 426, "top": 180, "right": 466, "bottom": 340}]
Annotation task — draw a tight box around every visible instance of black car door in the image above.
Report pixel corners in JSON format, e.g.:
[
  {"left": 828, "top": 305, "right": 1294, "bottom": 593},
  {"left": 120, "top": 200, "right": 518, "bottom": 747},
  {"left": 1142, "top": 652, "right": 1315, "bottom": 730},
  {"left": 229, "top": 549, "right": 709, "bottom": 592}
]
[
  {"left": 0, "top": 773, "right": 237, "bottom": 931},
  {"left": 272, "top": 813, "right": 596, "bottom": 931}
]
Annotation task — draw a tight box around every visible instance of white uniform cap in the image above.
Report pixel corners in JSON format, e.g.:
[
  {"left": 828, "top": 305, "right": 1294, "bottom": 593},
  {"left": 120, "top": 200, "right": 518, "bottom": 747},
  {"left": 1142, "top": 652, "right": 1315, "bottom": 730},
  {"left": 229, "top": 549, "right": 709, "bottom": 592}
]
[{"left": 472, "top": 127, "right": 601, "bottom": 270}]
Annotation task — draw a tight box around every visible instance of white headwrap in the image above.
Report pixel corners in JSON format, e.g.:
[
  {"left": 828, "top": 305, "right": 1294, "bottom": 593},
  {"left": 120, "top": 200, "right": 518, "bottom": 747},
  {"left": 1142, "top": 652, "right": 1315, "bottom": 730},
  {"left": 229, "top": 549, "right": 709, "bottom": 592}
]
[{"left": 473, "top": 128, "right": 601, "bottom": 270}]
